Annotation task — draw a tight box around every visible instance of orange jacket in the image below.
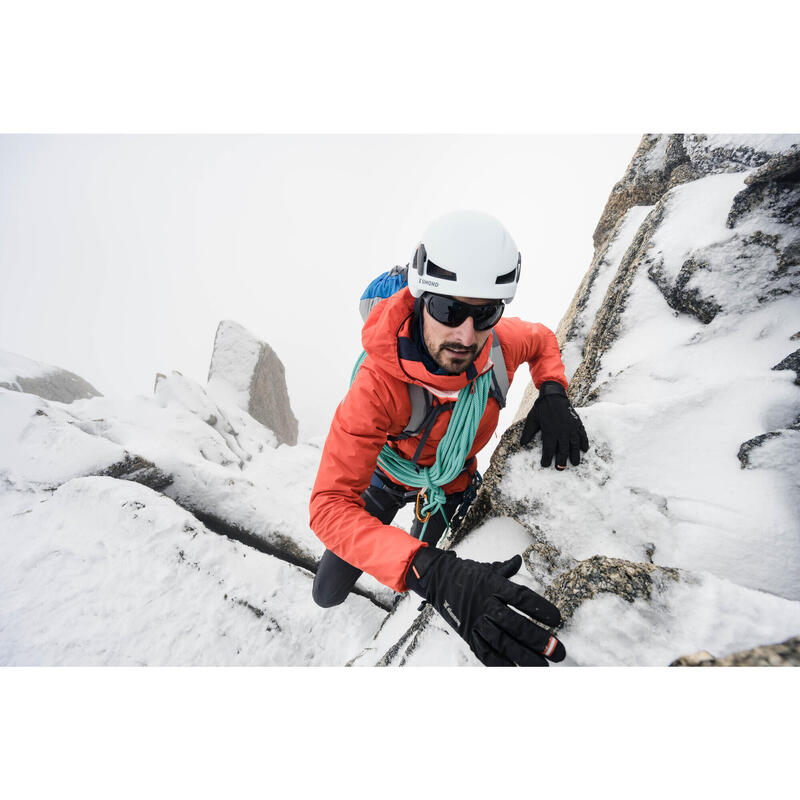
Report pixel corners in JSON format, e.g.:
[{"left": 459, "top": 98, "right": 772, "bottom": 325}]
[{"left": 309, "top": 288, "right": 567, "bottom": 592}]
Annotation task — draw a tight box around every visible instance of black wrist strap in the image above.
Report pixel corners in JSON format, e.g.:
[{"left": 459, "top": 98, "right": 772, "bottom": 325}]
[
  {"left": 405, "top": 546, "right": 449, "bottom": 596},
  {"left": 538, "top": 380, "right": 568, "bottom": 399}
]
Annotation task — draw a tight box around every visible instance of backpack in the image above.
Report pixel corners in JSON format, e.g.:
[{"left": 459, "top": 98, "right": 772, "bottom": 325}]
[{"left": 358, "top": 265, "right": 510, "bottom": 466}]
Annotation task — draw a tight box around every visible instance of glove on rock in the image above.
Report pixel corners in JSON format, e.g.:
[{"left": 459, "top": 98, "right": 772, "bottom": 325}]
[
  {"left": 488, "top": 553, "right": 523, "bottom": 579},
  {"left": 406, "top": 547, "right": 566, "bottom": 667},
  {"left": 521, "top": 380, "right": 589, "bottom": 469}
]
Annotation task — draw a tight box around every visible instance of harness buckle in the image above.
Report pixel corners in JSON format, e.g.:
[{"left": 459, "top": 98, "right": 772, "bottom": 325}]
[{"left": 415, "top": 488, "right": 431, "bottom": 523}]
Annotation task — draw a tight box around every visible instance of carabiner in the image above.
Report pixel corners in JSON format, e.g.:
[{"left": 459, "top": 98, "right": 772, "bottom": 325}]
[{"left": 415, "top": 488, "right": 431, "bottom": 523}]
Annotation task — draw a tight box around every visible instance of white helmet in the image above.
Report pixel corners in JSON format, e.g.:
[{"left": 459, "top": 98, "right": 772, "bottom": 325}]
[{"left": 408, "top": 210, "right": 521, "bottom": 303}]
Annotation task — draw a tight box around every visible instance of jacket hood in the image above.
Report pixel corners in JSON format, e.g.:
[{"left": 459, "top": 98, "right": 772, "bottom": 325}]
[{"left": 361, "top": 288, "right": 494, "bottom": 398}]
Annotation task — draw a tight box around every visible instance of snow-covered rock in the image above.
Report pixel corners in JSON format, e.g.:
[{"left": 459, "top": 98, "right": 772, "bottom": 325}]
[
  {"left": 57, "top": 374, "right": 327, "bottom": 577},
  {"left": 591, "top": 133, "right": 800, "bottom": 250},
  {"left": 0, "top": 349, "right": 101, "bottom": 403},
  {"left": 1, "top": 331, "right": 396, "bottom": 667},
  {"left": 1, "top": 345, "right": 394, "bottom": 664},
  {"left": 207, "top": 320, "right": 299, "bottom": 446},
  {"left": 371, "top": 133, "right": 800, "bottom": 666},
  {"left": 0, "top": 387, "right": 169, "bottom": 493},
  {"left": 671, "top": 635, "right": 800, "bottom": 667}
]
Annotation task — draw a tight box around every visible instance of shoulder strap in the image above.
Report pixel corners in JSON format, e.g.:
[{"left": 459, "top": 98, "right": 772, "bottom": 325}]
[
  {"left": 489, "top": 333, "right": 509, "bottom": 409},
  {"left": 404, "top": 384, "right": 430, "bottom": 434}
]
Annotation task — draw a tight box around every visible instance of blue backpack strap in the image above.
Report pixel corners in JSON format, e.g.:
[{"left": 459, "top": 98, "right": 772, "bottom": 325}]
[{"left": 359, "top": 264, "right": 409, "bottom": 322}]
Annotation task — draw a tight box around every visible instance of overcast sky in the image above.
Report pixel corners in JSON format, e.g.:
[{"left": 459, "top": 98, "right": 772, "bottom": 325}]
[{"left": 0, "top": 134, "right": 640, "bottom": 440}]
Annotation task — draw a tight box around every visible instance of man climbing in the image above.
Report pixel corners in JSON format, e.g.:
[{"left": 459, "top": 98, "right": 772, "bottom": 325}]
[{"left": 309, "top": 210, "right": 589, "bottom": 666}]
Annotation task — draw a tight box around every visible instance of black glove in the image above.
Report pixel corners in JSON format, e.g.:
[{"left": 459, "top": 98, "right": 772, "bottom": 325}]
[
  {"left": 488, "top": 553, "right": 523, "bottom": 579},
  {"left": 406, "top": 547, "right": 566, "bottom": 667},
  {"left": 414, "top": 554, "right": 522, "bottom": 613},
  {"left": 521, "top": 380, "right": 589, "bottom": 469}
]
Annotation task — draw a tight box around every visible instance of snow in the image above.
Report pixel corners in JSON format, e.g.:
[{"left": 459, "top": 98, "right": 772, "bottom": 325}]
[
  {"left": 0, "top": 349, "right": 57, "bottom": 385},
  {"left": 566, "top": 166, "right": 800, "bottom": 602},
  {"left": 562, "top": 570, "right": 800, "bottom": 667},
  {"left": 695, "top": 134, "right": 800, "bottom": 156},
  {"left": 501, "top": 291, "right": 800, "bottom": 602},
  {"left": 1, "top": 361, "right": 398, "bottom": 665},
  {"left": 682, "top": 135, "right": 800, "bottom": 174},
  {"left": 647, "top": 172, "right": 747, "bottom": 282},
  {"left": 0, "top": 388, "right": 127, "bottom": 490},
  {"left": 0, "top": 477, "right": 384, "bottom": 665},
  {"left": 641, "top": 134, "right": 669, "bottom": 173},
  {"left": 560, "top": 204, "right": 653, "bottom": 382}
]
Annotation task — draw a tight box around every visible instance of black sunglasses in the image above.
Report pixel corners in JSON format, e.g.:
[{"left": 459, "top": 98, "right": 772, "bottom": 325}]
[{"left": 423, "top": 293, "right": 504, "bottom": 331}]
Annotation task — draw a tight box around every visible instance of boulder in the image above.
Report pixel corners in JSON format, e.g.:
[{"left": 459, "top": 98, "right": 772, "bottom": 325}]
[
  {"left": 0, "top": 350, "right": 101, "bottom": 403},
  {"left": 207, "top": 321, "right": 298, "bottom": 446}
]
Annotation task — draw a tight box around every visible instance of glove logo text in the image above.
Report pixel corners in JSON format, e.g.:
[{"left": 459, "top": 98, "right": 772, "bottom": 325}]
[{"left": 443, "top": 600, "right": 461, "bottom": 627}]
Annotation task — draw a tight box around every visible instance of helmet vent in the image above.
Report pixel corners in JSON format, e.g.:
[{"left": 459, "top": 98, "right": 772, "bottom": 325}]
[
  {"left": 426, "top": 261, "right": 457, "bottom": 281},
  {"left": 495, "top": 266, "right": 517, "bottom": 284}
]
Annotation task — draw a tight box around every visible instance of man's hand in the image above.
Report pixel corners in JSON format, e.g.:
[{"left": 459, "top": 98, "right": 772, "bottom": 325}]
[
  {"left": 488, "top": 553, "right": 523, "bottom": 578},
  {"left": 521, "top": 381, "right": 589, "bottom": 470},
  {"left": 406, "top": 548, "right": 566, "bottom": 667}
]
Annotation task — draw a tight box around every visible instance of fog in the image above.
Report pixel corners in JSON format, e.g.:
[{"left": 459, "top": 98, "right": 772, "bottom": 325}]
[{"left": 0, "top": 134, "right": 639, "bottom": 440}]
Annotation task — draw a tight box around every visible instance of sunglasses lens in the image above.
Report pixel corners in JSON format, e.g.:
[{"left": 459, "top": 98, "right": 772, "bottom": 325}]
[
  {"left": 472, "top": 303, "right": 504, "bottom": 330},
  {"left": 425, "top": 294, "right": 503, "bottom": 330},
  {"left": 426, "top": 294, "right": 466, "bottom": 326}
]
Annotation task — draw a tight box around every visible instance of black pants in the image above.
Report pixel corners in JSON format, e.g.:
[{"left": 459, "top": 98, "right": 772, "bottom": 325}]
[{"left": 312, "top": 471, "right": 465, "bottom": 608}]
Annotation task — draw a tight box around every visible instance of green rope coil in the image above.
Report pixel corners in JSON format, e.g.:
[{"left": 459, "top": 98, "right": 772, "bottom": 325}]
[{"left": 350, "top": 350, "right": 490, "bottom": 541}]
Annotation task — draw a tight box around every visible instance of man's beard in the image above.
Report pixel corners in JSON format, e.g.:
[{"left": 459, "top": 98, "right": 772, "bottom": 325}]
[{"left": 432, "top": 342, "right": 478, "bottom": 374}]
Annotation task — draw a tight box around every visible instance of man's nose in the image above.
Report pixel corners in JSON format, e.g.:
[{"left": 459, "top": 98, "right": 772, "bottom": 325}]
[{"left": 450, "top": 316, "right": 476, "bottom": 345}]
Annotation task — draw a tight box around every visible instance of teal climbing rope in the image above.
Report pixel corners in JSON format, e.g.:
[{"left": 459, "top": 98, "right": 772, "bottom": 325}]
[{"left": 350, "top": 350, "right": 490, "bottom": 542}]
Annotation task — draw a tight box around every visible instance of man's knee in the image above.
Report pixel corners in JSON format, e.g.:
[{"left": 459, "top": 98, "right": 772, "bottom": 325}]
[
  {"left": 312, "top": 550, "right": 361, "bottom": 608},
  {"left": 312, "top": 575, "right": 349, "bottom": 608}
]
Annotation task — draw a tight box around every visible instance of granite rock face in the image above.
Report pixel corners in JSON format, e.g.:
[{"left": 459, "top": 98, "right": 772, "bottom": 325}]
[
  {"left": 544, "top": 556, "right": 680, "bottom": 624},
  {"left": 592, "top": 133, "right": 693, "bottom": 249},
  {"left": 207, "top": 320, "right": 298, "bottom": 446}
]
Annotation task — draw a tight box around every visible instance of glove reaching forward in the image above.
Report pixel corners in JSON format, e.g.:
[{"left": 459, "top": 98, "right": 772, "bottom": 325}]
[
  {"left": 521, "top": 380, "right": 589, "bottom": 469},
  {"left": 406, "top": 547, "right": 566, "bottom": 667}
]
